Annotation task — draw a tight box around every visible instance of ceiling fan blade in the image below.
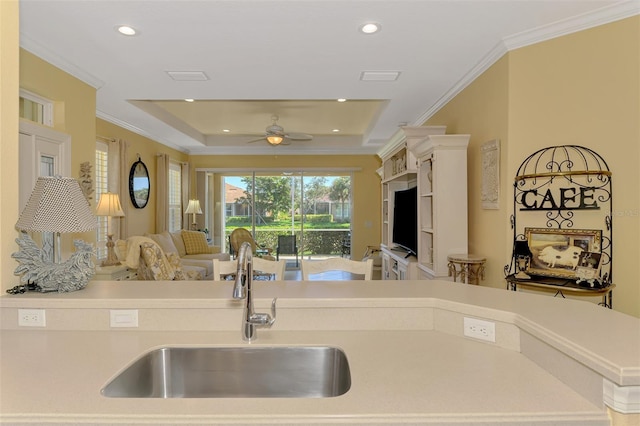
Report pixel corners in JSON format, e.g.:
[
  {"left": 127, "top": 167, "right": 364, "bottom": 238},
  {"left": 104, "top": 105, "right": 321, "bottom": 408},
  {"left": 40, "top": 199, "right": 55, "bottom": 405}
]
[
  {"left": 285, "top": 133, "right": 313, "bottom": 141},
  {"left": 246, "top": 137, "right": 266, "bottom": 144}
]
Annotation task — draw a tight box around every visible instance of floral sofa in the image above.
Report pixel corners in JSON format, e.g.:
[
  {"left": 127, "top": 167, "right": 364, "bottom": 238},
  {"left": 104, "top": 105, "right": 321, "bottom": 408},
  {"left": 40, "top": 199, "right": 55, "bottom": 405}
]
[{"left": 115, "top": 230, "right": 230, "bottom": 280}]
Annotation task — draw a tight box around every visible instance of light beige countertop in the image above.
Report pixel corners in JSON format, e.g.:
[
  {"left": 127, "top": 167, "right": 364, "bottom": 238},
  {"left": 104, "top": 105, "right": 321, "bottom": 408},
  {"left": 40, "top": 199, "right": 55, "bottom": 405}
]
[{"left": 1, "top": 279, "right": 638, "bottom": 425}]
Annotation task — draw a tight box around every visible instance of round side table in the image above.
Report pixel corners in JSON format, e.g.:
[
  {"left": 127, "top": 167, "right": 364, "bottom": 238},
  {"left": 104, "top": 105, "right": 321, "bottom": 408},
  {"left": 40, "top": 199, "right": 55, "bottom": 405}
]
[{"left": 447, "top": 254, "right": 486, "bottom": 285}]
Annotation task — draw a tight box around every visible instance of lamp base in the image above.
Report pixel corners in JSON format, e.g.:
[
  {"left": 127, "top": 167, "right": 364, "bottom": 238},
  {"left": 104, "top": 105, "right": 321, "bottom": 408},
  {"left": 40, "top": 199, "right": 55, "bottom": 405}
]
[
  {"left": 101, "top": 235, "right": 121, "bottom": 267},
  {"left": 514, "top": 271, "right": 531, "bottom": 279},
  {"left": 190, "top": 222, "right": 198, "bottom": 231},
  {"left": 514, "top": 257, "right": 531, "bottom": 279}
]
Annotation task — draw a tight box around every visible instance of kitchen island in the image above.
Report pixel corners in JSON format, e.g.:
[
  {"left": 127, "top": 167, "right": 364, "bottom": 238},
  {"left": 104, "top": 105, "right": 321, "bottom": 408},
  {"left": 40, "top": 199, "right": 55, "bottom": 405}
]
[{"left": 0, "top": 279, "right": 638, "bottom": 425}]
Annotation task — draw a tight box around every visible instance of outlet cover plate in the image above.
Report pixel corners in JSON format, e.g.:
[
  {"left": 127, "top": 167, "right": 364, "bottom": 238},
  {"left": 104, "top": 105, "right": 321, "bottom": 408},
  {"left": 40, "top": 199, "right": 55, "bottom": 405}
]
[
  {"left": 463, "top": 317, "right": 496, "bottom": 342},
  {"left": 110, "top": 310, "right": 139, "bottom": 328},
  {"left": 18, "top": 309, "right": 46, "bottom": 327}
]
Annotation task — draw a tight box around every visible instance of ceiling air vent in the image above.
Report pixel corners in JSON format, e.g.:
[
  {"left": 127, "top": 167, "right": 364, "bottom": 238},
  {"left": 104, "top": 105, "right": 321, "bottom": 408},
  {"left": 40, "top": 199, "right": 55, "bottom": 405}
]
[
  {"left": 166, "top": 71, "right": 209, "bottom": 81},
  {"left": 360, "top": 71, "right": 401, "bottom": 81}
]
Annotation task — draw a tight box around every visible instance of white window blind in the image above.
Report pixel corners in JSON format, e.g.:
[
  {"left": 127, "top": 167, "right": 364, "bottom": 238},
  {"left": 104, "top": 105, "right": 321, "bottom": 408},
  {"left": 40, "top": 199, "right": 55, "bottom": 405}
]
[
  {"left": 95, "top": 142, "right": 109, "bottom": 259},
  {"left": 168, "top": 162, "right": 182, "bottom": 232}
]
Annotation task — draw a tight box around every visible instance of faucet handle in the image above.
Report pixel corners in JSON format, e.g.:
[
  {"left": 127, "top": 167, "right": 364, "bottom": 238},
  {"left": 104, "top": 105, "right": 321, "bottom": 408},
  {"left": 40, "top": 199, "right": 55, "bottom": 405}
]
[
  {"left": 248, "top": 298, "right": 277, "bottom": 327},
  {"left": 268, "top": 297, "right": 277, "bottom": 326}
]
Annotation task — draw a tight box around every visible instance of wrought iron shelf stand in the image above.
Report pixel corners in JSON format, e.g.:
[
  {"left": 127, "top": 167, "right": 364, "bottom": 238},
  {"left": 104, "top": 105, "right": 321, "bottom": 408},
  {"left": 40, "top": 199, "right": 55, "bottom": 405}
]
[{"left": 505, "top": 145, "right": 614, "bottom": 308}]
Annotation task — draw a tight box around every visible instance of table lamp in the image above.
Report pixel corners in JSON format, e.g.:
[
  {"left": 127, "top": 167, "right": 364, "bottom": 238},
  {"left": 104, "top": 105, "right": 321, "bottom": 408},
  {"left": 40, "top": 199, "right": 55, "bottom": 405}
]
[
  {"left": 12, "top": 176, "right": 97, "bottom": 293},
  {"left": 514, "top": 240, "right": 533, "bottom": 279},
  {"left": 95, "top": 192, "right": 125, "bottom": 266},
  {"left": 185, "top": 199, "right": 202, "bottom": 230}
]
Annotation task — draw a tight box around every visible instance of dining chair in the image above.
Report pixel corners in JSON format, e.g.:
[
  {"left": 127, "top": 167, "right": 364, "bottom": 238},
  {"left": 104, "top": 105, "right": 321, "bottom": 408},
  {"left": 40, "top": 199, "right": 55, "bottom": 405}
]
[
  {"left": 212, "top": 258, "right": 286, "bottom": 281},
  {"left": 212, "top": 259, "right": 238, "bottom": 281},
  {"left": 301, "top": 258, "right": 374, "bottom": 280},
  {"left": 253, "top": 257, "right": 286, "bottom": 280}
]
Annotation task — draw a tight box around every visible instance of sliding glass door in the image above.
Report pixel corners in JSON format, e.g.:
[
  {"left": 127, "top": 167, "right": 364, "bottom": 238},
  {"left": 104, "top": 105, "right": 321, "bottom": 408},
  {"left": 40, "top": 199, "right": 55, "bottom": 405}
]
[{"left": 218, "top": 171, "right": 351, "bottom": 261}]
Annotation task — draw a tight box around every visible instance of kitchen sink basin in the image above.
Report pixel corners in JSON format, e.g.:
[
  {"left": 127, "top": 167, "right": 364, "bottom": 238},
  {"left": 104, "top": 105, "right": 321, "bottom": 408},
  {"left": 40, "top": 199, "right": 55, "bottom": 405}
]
[{"left": 101, "top": 346, "right": 351, "bottom": 398}]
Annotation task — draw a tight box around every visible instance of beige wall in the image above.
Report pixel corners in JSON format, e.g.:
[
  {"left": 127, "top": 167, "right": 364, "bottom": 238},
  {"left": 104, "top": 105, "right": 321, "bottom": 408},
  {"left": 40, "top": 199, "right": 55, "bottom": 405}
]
[
  {"left": 189, "top": 154, "right": 382, "bottom": 259},
  {"left": 425, "top": 55, "right": 511, "bottom": 295},
  {"left": 0, "top": 1, "right": 20, "bottom": 295},
  {"left": 96, "top": 119, "right": 189, "bottom": 237},
  {"left": 427, "top": 16, "right": 640, "bottom": 317}
]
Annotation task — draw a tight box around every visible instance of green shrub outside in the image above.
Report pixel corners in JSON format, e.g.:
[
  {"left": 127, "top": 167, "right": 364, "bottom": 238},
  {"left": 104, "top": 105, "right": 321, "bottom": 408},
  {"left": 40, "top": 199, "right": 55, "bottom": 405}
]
[
  {"left": 226, "top": 216, "right": 274, "bottom": 225},
  {"left": 225, "top": 226, "right": 350, "bottom": 256}
]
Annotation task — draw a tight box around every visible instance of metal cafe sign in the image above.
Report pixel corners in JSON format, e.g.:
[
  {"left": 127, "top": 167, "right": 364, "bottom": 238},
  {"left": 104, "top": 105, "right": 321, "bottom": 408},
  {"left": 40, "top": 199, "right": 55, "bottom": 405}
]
[{"left": 520, "top": 186, "right": 600, "bottom": 211}]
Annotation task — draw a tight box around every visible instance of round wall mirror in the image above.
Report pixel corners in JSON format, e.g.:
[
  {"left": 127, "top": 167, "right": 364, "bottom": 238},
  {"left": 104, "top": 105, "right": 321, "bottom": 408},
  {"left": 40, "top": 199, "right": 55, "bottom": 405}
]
[{"left": 129, "top": 158, "right": 150, "bottom": 209}]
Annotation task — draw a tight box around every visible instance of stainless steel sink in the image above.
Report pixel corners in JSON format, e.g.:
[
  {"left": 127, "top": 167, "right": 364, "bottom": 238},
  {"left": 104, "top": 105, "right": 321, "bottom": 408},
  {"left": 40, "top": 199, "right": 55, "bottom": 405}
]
[{"left": 101, "top": 346, "right": 351, "bottom": 398}]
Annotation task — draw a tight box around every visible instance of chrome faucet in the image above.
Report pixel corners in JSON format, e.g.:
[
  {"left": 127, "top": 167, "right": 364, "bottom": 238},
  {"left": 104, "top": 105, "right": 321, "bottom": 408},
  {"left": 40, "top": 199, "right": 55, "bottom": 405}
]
[{"left": 232, "top": 241, "right": 276, "bottom": 341}]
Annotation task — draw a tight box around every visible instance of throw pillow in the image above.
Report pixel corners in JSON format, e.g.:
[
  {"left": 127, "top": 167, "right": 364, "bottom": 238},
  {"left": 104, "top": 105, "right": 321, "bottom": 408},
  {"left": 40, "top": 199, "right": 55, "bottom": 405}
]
[
  {"left": 170, "top": 231, "right": 187, "bottom": 257},
  {"left": 145, "top": 231, "right": 179, "bottom": 255},
  {"left": 139, "top": 242, "right": 175, "bottom": 280},
  {"left": 114, "top": 239, "right": 127, "bottom": 261},
  {"left": 181, "top": 230, "right": 212, "bottom": 255},
  {"left": 166, "top": 252, "right": 185, "bottom": 280}
]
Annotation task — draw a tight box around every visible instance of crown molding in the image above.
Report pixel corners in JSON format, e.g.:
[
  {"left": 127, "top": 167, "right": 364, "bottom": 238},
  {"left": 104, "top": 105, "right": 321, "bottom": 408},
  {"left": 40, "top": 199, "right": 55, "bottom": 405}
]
[
  {"left": 96, "top": 110, "right": 190, "bottom": 154},
  {"left": 413, "top": 40, "right": 508, "bottom": 127},
  {"left": 20, "top": 34, "right": 105, "bottom": 89},
  {"left": 413, "top": 0, "right": 640, "bottom": 126},
  {"left": 503, "top": 0, "right": 640, "bottom": 51}
]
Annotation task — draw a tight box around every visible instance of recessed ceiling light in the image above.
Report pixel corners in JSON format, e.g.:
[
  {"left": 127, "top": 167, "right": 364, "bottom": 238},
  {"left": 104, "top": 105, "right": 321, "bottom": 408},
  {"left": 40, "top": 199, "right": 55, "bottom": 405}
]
[
  {"left": 116, "top": 25, "right": 137, "bottom": 36},
  {"left": 360, "top": 22, "right": 380, "bottom": 34},
  {"left": 332, "top": 129, "right": 340, "bottom": 133},
  {"left": 223, "top": 129, "right": 230, "bottom": 133},
  {"left": 337, "top": 98, "right": 347, "bottom": 102},
  {"left": 185, "top": 98, "right": 194, "bottom": 102}
]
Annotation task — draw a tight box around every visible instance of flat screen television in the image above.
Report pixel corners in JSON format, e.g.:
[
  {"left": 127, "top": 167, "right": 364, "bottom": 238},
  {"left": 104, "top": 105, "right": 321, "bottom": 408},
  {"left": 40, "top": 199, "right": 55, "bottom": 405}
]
[{"left": 392, "top": 186, "right": 417, "bottom": 257}]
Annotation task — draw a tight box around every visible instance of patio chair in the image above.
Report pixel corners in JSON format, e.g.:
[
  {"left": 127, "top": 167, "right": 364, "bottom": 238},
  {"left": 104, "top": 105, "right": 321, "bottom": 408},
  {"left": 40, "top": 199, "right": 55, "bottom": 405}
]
[
  {"left": 229, "top": 228, "right": 273, "bottom": 259},
  {"left": 301, "top": 257, "right": 374, "bottom": 280},
  {"left": 276, "top": 234, "right": 299, "bottom": 267}
]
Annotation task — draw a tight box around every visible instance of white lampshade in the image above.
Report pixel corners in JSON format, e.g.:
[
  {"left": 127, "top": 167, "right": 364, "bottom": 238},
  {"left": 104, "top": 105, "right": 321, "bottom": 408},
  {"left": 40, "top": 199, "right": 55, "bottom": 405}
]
[
  {"left": 184, "top": 199, "right": 202, "bottom": 215},
  {"left": 95, "top": 192, "right": 125, "bottom": 267},
  {"left": 95, "top": 192, "right": 125, "bottom": 217},
  {"left": 16, "top": 176, "right": 97, "bottom": 233}
]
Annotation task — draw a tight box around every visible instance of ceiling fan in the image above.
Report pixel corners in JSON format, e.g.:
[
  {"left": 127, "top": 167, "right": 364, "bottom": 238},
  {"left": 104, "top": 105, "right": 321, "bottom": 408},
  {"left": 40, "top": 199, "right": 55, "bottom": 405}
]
[{"left": 247, "top": 115, "right": 314, "bottom": 146}]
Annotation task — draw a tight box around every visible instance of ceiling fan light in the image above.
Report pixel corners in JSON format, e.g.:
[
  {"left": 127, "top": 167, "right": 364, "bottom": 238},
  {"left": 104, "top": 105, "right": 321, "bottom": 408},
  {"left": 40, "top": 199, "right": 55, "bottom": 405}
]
[{"left": 267, "top": 135, "right": 284, "bottom": 145}]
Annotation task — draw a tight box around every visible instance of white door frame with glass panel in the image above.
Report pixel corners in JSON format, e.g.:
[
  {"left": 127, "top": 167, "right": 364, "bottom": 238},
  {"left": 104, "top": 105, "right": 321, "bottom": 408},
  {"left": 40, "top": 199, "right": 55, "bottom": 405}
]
[{"left": 19, "top": 120, "right": 71, "bottom": 262}]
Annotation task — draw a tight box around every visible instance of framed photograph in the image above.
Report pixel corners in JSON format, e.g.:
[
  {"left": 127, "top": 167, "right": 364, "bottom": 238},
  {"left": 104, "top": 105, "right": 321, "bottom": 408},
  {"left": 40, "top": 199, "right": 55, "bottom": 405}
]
[{"left": 525, "top": 228, "right": 601, "bottom": 279}]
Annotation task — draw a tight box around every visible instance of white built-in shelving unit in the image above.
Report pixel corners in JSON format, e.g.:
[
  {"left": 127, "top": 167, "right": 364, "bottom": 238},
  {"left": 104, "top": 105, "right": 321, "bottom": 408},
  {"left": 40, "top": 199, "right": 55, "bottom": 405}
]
[
  {"left": 410, "top": 133, "right": 470, "bottom": 279},
  {"left": 377, "top": 126, "right": 447, "bottom": 280}
]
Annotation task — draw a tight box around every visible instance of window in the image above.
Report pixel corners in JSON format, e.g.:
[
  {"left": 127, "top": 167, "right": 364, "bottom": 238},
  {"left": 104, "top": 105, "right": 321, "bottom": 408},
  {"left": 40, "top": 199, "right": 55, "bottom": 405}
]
[
  {"left": 95, "top": 142, "right": 109, "bottom": 260},
  {"left": 168, "top": 162, "right": 182, "bottom": 232},
  {"left": 19, "top": 89, "right": 53, "bottom": 126}
]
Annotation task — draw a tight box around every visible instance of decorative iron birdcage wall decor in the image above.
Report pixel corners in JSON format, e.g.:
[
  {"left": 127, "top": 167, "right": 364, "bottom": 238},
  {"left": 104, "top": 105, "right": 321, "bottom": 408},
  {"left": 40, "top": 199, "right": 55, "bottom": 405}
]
[{"left": 505, "top": 145, "right": 613, "bottom": 288}]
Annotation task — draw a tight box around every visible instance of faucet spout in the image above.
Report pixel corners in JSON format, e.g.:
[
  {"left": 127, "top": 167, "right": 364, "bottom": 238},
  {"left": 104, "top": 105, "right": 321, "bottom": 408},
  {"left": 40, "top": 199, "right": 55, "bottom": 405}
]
[
  {"left": 232, "top": 241, "right": 276, "bottom": 341},
  {"left": 232, "top": 242, "right": 250, "bottom": 299}
]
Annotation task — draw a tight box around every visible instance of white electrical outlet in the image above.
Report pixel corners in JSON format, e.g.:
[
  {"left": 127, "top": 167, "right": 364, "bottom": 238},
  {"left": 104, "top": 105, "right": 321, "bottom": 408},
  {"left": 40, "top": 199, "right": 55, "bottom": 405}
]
[
  {"left": 110, "top": 310, "right": 138, "bottom": 328},
  {"left": 18, "top": 309, "right": 46, "bottom": 327},
  {"left": 463, "top": 317, "right": 495, "bottom": 342}
]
